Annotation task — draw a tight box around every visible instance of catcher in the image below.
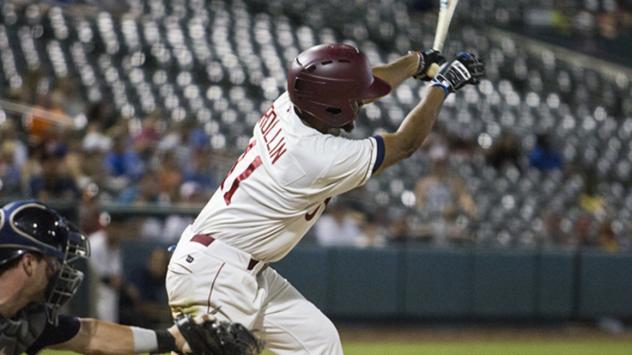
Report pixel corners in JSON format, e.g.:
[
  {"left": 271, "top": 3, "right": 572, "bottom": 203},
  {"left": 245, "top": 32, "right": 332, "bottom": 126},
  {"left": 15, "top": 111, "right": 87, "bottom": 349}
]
[{"left": 0, "top": 200, "right": 261, "bottom": 355}]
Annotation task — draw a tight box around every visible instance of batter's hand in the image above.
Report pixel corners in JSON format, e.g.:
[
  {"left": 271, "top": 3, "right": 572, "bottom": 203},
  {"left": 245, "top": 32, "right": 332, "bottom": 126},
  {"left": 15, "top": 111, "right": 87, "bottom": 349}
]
[
  {"left": 432, "top": 52, "right": 484, "bottom": 93},
  {"left": 411, "top": 49, "right": 446, "bottom": 81},
  {"left": 175, "top": 314, "right": 263, "bottom": 355}
]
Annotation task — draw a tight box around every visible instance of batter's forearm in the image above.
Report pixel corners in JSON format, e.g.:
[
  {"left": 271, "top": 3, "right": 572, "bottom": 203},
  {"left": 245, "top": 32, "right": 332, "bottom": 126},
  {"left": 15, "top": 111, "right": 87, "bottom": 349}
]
[
  {"left": 376, "top": 86, "right": 446, "bottom": 174},
  {"left": 372, "top": 53, "right": 419, "bottom": 90},
  {"left": 396, "top": 86, "right": 446, "bottom": 151}
]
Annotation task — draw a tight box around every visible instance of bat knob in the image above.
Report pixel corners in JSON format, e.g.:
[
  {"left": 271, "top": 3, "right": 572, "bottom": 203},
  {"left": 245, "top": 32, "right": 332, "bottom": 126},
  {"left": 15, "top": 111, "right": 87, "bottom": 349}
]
[{"left": 426, "top": 63, "right": 440, "bottom": 79}]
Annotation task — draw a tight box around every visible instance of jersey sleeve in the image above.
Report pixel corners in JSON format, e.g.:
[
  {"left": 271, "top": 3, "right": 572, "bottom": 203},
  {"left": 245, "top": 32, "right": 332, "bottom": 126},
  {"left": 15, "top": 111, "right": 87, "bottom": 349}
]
[
  {"left": 26, "top": 315, "right": 81, "bottom": 354},
  {"left": 315, "top": 135, "right": 385, "bottom": 196}
]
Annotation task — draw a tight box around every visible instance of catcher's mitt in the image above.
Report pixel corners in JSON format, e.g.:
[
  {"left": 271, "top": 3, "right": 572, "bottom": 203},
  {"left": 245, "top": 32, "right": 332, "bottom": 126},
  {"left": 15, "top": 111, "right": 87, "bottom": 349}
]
[{"left": 175, "top": 314, "right": 263, "bottom": 355}]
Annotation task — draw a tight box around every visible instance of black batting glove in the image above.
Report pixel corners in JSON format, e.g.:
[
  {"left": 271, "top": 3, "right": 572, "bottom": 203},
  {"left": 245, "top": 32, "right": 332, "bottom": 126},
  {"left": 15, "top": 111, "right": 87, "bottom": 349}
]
[
  {"left": 411, "top": 49, "right": 445, "bottom": 81},
  {"left": 431, "top": 52, "right": 485, "bottom": 94}
]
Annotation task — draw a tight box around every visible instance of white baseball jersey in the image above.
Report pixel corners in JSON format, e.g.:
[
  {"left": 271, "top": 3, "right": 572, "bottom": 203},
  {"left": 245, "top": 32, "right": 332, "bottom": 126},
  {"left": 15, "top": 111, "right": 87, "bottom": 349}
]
[{"left": 189, "top": 92, "right": 384, "bottom": 262}]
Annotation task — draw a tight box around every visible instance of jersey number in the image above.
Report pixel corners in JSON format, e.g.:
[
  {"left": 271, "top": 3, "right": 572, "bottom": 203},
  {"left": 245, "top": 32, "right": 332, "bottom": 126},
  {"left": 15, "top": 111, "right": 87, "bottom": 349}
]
[
  {"left": 222, "top": 155, "right": 261, "bottom": 205},
  {"left": 220, "top": 107, "right": 282, "bottom": 205},
  {"left": 220, "top": 139, "right": 262, "bottom": 205}
]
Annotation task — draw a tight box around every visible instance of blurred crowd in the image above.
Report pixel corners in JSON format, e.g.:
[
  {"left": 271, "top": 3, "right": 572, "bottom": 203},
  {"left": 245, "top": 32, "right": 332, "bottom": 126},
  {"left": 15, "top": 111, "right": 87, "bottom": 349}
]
[
  {"left": 1, "top": 75, "right": 220, "bottom": 205},
  {"left": 461, "top": 0, "right": 632, "bottom": 39},
  {"left": 87, "top": 213, "right": 172, "bottom": 328},
  {"left": 462, "top": 0, "right": 632, "bottom": 64},
  {"left": 310, "top": 128, "right": 623, "bottom": 252},
  {"left": 0, "top": 72, "right": 625, "bottom": 254}
]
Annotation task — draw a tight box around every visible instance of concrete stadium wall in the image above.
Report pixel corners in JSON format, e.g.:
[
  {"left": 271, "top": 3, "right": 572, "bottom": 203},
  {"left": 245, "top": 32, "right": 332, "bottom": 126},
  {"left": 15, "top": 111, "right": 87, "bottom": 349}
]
[
  {"left": 273, "top": 246, "right": 632, "bottom": 320},
  {"left": 71, "top": 243, "right": 632, "bottom": 320}
]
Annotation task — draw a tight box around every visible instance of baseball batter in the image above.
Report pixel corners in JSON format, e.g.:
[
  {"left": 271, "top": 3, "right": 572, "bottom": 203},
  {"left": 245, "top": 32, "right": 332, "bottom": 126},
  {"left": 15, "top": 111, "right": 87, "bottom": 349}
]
[{"left": 167, "top": 43, "right": 484, "bottom": 354}]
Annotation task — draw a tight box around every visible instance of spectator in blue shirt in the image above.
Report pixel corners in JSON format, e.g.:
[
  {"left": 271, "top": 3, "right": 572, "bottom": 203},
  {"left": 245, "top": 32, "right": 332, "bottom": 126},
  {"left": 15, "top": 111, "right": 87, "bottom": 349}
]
[
  {"left": 183, "top": 151, "right": 217, "bottom": 193},
  {"left": 104, "top": 136, "right": 144, "bottom": 181},
  {"left": 528, "top": 133, "right": 563, "bottom": 171}
]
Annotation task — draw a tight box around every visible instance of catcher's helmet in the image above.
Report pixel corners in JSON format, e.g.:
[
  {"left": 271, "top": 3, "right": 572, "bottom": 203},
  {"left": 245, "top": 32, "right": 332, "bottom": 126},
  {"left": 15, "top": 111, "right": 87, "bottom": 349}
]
[
  {"left": 0, "top": 200, "right": 89, "bottom": 324},
  {"left": 287, "top": 43, "right": 391, "bottom": 128}
]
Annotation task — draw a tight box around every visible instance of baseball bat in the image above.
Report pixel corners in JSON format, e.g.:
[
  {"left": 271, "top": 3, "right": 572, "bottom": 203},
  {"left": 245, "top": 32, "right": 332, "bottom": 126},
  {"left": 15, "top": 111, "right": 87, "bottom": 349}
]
[{"left": 426, "top": 0, "right": 460, "bottom": 78}]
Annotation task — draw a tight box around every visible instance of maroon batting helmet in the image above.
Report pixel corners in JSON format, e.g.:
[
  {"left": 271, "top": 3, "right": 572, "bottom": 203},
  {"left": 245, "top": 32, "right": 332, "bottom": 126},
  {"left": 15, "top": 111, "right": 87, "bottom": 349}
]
[{"left": 287, "top": 43, "right": 391, "bottom": 128}]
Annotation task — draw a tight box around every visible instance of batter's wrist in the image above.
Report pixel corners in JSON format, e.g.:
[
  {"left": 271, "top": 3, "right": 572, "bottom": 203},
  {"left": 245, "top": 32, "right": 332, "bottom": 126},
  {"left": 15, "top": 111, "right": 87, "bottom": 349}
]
[
  {"left": 431, "top": 79, "right": 450, "bottom": 96},
  {"left": 407, "top": 51, "right": 424, "bottom": 77}
]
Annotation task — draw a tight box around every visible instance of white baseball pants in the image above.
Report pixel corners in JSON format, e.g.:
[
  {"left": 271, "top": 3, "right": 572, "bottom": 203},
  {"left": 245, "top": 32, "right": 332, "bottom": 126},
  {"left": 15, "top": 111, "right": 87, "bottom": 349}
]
[{"left": 166, "top": 226, "right": 343, "bottom": 355}]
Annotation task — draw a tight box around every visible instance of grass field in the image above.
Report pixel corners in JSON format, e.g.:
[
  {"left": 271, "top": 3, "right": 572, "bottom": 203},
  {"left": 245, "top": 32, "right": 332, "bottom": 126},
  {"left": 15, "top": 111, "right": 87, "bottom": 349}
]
[
  {"left": 42, "top": 340, "right": 632, "bottom": 355},
  {"left": 343, "top": 342, "right": 632, "bottom": 355},
  {"left": 41, "top": 323, "right": 632, "bottom": 355}
]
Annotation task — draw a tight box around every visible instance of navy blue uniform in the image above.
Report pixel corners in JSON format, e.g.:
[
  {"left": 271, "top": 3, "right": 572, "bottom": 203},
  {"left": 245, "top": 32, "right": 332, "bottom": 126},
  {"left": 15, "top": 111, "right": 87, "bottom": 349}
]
[{"left": 0, "top": 304, "right": 80, "bottom": 355}]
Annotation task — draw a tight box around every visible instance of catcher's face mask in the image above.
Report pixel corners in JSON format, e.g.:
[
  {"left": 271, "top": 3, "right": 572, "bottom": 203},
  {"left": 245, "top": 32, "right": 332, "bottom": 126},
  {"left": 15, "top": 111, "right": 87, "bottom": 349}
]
[{"left": 43, "top": 230, "right": 89, "bottom": 324}]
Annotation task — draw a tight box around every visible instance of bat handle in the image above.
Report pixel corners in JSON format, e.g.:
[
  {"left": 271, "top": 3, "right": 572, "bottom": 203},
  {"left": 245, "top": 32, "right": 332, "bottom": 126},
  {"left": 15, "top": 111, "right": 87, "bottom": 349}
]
[{"left": 425, "top": 62, "right": 440, "bottom": 79}]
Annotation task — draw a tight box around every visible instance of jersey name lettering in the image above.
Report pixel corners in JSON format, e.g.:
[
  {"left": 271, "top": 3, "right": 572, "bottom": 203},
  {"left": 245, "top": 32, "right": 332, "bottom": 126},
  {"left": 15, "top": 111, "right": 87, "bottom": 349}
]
[{"left": 259, "top": 106, "right": 287, "bottom": 165}]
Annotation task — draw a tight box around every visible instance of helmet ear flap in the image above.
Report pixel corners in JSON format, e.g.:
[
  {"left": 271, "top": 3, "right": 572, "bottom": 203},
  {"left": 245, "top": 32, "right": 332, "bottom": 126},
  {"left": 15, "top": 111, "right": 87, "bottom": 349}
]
[
  {"left": 294, "top": 78, "right": 304, "bottom": 91},
  {"left": 342, "top": 122, "right": 355, "bottom": 132}
]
